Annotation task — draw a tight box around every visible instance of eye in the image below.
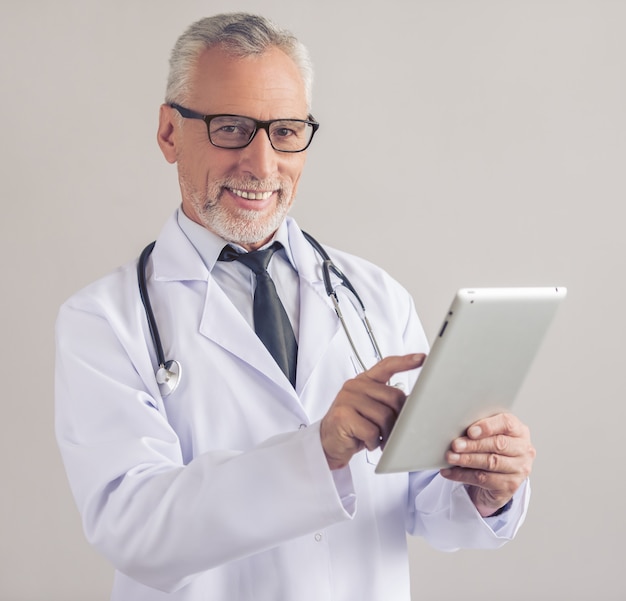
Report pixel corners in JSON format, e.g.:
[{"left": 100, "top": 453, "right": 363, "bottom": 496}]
[
  {"left": 273, "top": 127, "right": 294, "bottom": 138},
  {"left": 218, "top": 125, "right": 238, "bottom": 134},
  {"left": 271, "top": 121, "right": 306, "bottom": 139},
  {"left": 210, "top": 117, "right": 254, "bottom": 139}
]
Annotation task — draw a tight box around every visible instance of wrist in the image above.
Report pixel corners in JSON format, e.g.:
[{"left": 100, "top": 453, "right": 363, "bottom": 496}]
[
  {"left": 474, "top": 500, "right": 510, "bottom": 517},
  {"left": 467, "top": 486, "right": 512, "bottom": 517}
]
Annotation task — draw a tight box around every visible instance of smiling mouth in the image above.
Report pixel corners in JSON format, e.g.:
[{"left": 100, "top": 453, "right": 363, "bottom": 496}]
[{"left": 229, "top": 188, "right": 274, "bottom": 200}]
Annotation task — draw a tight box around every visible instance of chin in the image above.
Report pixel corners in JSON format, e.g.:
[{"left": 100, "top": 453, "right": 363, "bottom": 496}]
[{"left": 206, "top": 206, "right": 289, "bottom": 246}]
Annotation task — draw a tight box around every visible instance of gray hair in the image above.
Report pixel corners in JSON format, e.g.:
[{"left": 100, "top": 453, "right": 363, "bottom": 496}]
[{"left": 165, "top": 13, "right": 314, "bottom": 110}]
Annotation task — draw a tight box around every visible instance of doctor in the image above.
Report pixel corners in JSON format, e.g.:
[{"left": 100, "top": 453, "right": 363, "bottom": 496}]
[{"left": 55, "top": 13, "right": 536, "bottom": 601}]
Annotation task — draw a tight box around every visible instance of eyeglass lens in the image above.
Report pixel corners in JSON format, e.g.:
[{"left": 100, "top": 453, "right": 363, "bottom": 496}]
[{"left": 209, "top": 116, "right": 314, "bottom": 151}]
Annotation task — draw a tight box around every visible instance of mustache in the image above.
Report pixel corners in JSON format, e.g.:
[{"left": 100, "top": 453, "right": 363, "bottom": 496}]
[{"left": 219, "top": 176, "right": 286, "bottom": 193}]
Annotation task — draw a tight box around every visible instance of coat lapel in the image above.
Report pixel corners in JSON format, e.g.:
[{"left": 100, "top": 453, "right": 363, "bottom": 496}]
[
  {"left": 151, "top": 214, "right": 294, "bottom": 394},
  {"left": 199, "top": 277, "right": 293, "bottom": 389},
  {"left": 151, "top": 213, "right": 346, "bottom": 406},
  {"left": 286, "top": 220, "right": 346, "bottom": 394}
]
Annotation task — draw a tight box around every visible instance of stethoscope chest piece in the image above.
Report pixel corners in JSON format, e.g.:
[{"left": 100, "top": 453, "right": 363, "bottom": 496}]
[{"left": 156, "top": 359, "right": 182, "bottom": 396}]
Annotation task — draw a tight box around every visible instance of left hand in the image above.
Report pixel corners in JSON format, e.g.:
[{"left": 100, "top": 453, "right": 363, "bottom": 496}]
[{"left": 440, "top": 413, "right": 536, "bottom": 517}]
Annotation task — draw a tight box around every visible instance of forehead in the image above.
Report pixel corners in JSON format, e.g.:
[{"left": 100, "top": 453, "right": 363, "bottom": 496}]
[{"left": 188, "top": 45, "right": 308, "bottom": 119}]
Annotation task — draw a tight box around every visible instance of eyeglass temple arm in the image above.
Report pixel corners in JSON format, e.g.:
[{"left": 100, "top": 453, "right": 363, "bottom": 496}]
[{"left": 169, "top": 103, "right": 204, "bottom": 120}]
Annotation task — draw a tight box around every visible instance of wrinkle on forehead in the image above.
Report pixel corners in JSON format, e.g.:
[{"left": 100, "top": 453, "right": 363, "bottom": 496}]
[{"left": 188, "top": 45, "right": 308, "bottom": 120}]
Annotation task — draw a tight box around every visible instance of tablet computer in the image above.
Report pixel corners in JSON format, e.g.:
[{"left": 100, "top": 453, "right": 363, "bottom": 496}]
[{"left": 375, "top": 286, "right": 566, "bottom": 474}]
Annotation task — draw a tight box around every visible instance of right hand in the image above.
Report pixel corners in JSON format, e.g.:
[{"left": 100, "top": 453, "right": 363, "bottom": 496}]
[{"left": 320, "top": 354, "right": 426, "bottom": 470}]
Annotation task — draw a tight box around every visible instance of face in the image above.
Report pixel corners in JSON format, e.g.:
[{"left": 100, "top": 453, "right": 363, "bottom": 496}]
[{"left": 157, "top": 45, "right": 309, "bottom": 250}]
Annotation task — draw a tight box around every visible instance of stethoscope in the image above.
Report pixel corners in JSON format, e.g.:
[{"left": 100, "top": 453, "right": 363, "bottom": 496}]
[{"left": 137, "top": 232, "right": 383, "bottom": 396}]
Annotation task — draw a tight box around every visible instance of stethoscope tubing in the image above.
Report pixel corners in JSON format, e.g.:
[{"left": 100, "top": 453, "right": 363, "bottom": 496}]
[
  {"left": 138, "top": 231, "right": 380, "bottom": 395},
  {"left": 137, "top": 241, "right": 166, "bottom": 368}
]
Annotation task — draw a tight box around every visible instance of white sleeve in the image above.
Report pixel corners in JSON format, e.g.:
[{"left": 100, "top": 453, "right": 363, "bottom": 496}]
[
  {"left": 406, "top": 470, "right": 530, "bottom": 550},
  {"left": 55, "top": 299, "right": 353, "bottom": 593}
]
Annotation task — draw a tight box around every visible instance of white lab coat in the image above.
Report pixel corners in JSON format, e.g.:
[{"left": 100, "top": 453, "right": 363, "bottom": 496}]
[{"left": 55, "top": 213, "right": 529, "bottom": 601}]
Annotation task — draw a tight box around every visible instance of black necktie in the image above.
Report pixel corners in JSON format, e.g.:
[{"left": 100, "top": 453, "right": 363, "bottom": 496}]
[{"left": 218, "top": 242, "right": 298, "bottom": 386}]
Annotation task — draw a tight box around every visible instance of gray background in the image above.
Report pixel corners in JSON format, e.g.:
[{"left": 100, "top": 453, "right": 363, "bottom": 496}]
[{"left": 1, "top": 1, "right": 624, "bottom": 599}]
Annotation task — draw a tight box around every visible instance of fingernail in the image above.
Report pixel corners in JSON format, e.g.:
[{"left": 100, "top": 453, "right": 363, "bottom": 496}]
[
  {"left": 468, "top": 426, "right": 482, "bottom": 438},
  {"left": 454, "top": 439, "right": 467, "bottom": 451},
  {"left": 448, "top": 453, "right": 460, "bottom": 462}
]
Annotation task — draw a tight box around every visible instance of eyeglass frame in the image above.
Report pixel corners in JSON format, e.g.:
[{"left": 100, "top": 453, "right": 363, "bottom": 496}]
[{"left": 169, "top": 103, "right": 320, "bottom": 153}]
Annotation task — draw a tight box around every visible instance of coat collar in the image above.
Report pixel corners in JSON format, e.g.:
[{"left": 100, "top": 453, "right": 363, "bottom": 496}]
[
  {"left": 149, "top": 211, "right": 344, "bottom": 400},
  {"left": 151, "top": 209, "right": 333, "bottom": 288},
  {"left": 151, "top": 210, "right": 319, "bottom": 283},
  {"left": 151, "top": 211, "right": 209, "bottom": 283}
]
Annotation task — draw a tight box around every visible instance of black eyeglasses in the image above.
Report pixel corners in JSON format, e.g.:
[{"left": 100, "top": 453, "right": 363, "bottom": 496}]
[{"left": 170, "top": 103, "right": 319, "bottom": 153}]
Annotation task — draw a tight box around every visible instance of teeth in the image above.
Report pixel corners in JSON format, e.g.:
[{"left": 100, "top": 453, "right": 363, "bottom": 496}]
[{"left": 231, "top": 189, "right": 273, "bottom": 200}]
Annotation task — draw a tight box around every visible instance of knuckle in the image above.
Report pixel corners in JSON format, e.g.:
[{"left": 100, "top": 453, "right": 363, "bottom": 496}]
[
  {"left": 475, "top": 470, "right": 489, "bottom": 486},
  {"left": 391, "top": 388, "right": 407, "bottom": 409},
  {"left": 521, "top": 458, "right": 534, "bottom": 478},
  {"left": 353, "top": 372, "right": 370, "bottom": 386},
  {"left": 360, "top": 423, "right": 380, "bottom": 449},
  {"left": 383, "top": 410, "right": 399, "bottom": 434},
  {"left": 501, "top": 412, "right": 518, "bottom": 433},
  {"left": 332, "top": 404, "right": 352, "bottom": 421},
  {"left": 378, "top": 385, "right": 405, "bottom": 414},
  {"left": 519, "top": 443, "right": 536, "bottom": 478},
  {"left": 487, "top": 453, "right": 500, "bottom": 471},
  {"left": 494, "top": 434, "right": 509, "bottom": 453}
]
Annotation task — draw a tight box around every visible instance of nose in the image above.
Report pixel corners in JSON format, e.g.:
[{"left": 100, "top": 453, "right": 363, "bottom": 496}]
[{"left": 237, "top": 127, "right": 278, "bottom": 180}]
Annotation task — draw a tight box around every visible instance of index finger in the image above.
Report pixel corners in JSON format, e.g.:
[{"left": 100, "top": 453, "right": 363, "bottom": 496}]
[
  {"left": 466, "top": 413, "right": 526, "bottom": 440},
  {"left": 364, "top": 354, "right": 426, "bottom": 384}
]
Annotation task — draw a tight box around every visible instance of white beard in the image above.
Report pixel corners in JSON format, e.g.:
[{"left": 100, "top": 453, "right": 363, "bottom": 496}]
[{"left": 181, "top": 174, "right": 294, "bottom": 245}]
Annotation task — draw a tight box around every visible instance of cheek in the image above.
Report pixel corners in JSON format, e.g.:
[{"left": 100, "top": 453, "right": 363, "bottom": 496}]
[
  {"left": 284, "top": 156, "right": 307, "bottom": 194},
  {"left": 179, "top": 138, "right": 231, "bottom": 179},
  {"left": 179, "top": 158, "right": 222, "bottom": 196}
]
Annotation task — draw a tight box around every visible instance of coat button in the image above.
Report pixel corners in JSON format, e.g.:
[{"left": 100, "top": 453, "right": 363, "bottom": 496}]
[{"left": 314, "top": 533, "right": 323, "bottom": 542}]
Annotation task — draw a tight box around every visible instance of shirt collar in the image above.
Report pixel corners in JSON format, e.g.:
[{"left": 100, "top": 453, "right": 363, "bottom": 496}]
[{"left": 176, "top": 207, "right": 296, "bottom": 271}]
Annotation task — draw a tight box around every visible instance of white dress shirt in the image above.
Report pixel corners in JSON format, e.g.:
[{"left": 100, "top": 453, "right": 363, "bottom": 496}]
[{"left": 178, "top": 209, "right": 301, "bottom": 342}]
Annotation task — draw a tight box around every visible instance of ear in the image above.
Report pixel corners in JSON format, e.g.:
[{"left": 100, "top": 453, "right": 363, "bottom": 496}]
[{"left": 157, "top": 104, "right": 178, "bottom": 164}]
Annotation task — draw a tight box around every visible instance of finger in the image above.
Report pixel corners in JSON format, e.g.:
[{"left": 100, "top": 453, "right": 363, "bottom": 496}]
[
  {"left": 354, "top": 396, "right": 401, "bottom": 445},
  {"left": 440, "top": 466, "right": 522, "bottom": 499},
  {"left": 445, "top": 450, "right": 521, "bottom": 474},
  {"left": 323, "top": 398, "right": 395, "bottom": 457},
  {"left": 450, "top": 433, "right": 531, "bottom": 458},
  {"left": 338, "top": 381, "right": 405, "bottom": 442},
  {"left": 321, "top": 382, "right": 404, "bottom": 460},
  {"left": 363, "top": 354, "right": 426, "bottom": 385},
  {"left": 359, "top": 421, "right": 386, "bottom": 452},
  {"left": 321, "top": 354, "right": 426, "bottom": 469},
  {"left": 466, "top": 413, "right": 528, "bottom": 440},
  {"left": 342, "top": 413, "right": 385, "bottom": 452},
  {"left": 446, "top": 444, "right": 535, "bottom": 483},
  {"left": 344, "top": 372, "right": 407, "bottom": 413}
]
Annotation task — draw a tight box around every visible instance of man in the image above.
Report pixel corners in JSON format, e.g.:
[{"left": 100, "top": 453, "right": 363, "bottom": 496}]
[{"left": 55, "top": 13, "right": 535, "bottom": 601}]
